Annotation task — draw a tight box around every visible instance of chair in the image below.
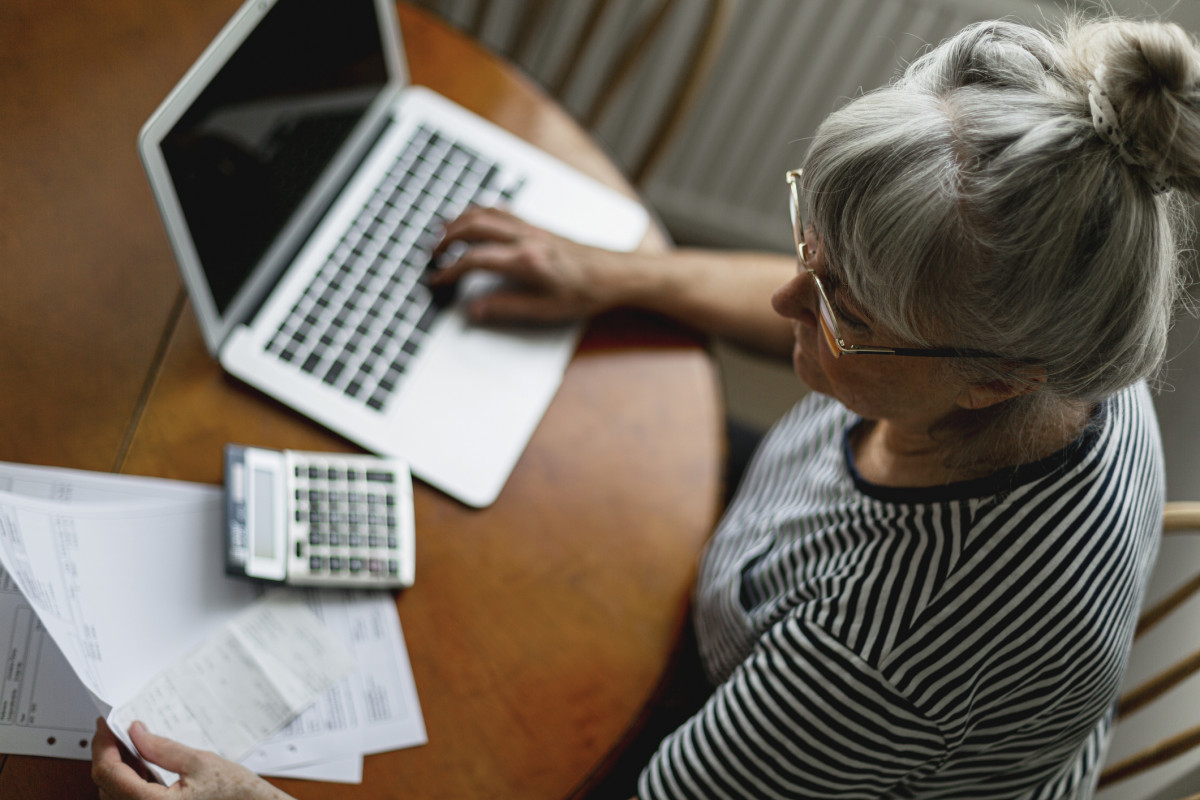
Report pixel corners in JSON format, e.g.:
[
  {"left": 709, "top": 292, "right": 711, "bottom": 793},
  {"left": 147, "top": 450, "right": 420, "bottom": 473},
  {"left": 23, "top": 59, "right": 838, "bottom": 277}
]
[
  {"left": 408, "top": 0, "right": 731, "bottom": 182},
  {"left": 1098, "top": 501, "right": 1200, "bottom": 800}
]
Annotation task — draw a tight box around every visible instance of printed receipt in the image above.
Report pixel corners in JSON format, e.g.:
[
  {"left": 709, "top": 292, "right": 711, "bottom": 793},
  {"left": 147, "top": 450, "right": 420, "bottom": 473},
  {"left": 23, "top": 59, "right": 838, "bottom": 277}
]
[{"left": 109, "top": 591, "right": 354, "bottom": 783}]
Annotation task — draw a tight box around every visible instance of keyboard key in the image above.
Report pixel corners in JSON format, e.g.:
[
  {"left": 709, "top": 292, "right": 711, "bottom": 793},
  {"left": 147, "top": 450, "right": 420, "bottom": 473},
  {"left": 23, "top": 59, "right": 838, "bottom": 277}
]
[
  {"left": 301, "top": 353, "right": 321, "bottom": 374},
  {"left": 324, "top": 360, "right": 346, "bottom": 385}
]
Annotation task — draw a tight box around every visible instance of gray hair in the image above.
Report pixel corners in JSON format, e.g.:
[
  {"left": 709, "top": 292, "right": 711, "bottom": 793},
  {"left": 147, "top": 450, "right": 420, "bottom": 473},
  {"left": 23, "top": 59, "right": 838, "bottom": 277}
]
[{"left": 801, "top": 17, "right": 1198, "bottom": 410}]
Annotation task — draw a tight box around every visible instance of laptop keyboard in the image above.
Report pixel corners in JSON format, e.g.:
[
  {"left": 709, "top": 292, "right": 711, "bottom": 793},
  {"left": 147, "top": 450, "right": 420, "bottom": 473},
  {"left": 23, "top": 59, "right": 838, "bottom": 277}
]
[{"left": 265, "top": 124, "right": 523, "bottom": 413}]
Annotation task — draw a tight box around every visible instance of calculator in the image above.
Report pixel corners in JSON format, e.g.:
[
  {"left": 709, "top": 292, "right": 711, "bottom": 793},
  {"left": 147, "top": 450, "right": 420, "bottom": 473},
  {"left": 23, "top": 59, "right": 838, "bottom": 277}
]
[{"left": 223, "top": 445, "right": 415, "bottom": 588}]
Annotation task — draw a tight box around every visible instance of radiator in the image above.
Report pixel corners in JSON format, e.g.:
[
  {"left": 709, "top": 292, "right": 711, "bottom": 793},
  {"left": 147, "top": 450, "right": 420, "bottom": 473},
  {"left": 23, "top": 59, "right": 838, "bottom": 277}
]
[{"left": 640, "top": 0, "right": 1067, "bottom": 250}]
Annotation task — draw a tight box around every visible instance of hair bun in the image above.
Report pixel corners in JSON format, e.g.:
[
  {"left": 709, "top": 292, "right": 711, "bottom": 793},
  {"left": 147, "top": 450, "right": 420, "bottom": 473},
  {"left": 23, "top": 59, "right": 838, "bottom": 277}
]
[{"left": 1071, "top": 19, "right": 1200, "bottom": 196}]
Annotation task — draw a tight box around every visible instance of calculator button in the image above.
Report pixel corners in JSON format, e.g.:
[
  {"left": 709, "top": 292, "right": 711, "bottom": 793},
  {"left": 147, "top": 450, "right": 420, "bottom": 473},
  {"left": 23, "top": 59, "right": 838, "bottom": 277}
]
[
  {"left": 368, "top": 559, "right": 382, "bottom": 574},
  {"left": 347, "top": 468, "right": 358, "bottom": 481},
  {"left": 329, "top": 533, "right": 344, "bottom": 547},
  {"left": 366, "top": 470, "right": 394, "bottom": 483},
  {"left": 388, "top": 560, "right": 399, "bottom": 575},
  {"left": 309, "top": 466, "right": 320, "bottom": 480},
  {"left": 348, "top": 534, "right": 363, "bottom": 548},
  {"left": 349, "top": 557, "right": 364, "bottom": 574},
  {"left": 309, "top": 531, "right": 325, "bottom": 546},
  {"left": 309, "top": 556, "right": 324, "bottom": 572},
  {"left": 368, "top": 534, "right": 381, "bottom": 548},
  {"left": 387, "top": 535, "right": 399, "bottom": 549},
  {"left": 295, "top": 541, "right": 304, "bottom": 558},
  {"left": 329, "top": 556, "right": 343, "bottom": 572},
  {"left": 327, "top": 467, "right": 340, "bottom": 481}
]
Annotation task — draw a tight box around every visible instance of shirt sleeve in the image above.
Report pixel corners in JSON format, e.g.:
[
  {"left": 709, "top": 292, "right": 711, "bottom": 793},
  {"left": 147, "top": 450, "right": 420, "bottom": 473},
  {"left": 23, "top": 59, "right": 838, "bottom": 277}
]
[{"left": 638, "top": 617, "right": 947, "bottom": 800}]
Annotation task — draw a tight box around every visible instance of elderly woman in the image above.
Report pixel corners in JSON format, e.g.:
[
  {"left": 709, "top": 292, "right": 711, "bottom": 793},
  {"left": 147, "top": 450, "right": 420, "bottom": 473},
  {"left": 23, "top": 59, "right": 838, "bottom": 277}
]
[{"left": 94, "top": 15, "right": 1194, "bottom": 800}]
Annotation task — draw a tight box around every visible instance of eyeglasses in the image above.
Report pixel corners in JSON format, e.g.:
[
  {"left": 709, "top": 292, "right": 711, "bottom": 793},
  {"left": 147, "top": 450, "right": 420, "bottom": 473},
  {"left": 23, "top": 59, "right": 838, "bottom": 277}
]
[{"left": 786, "top": 169, "right": 1001, "bottom": 360}]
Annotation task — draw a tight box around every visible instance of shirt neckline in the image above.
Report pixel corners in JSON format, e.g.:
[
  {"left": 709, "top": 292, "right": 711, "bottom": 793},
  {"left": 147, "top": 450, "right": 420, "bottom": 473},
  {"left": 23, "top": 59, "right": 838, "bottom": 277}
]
[{"left": 841, "top": 402, "right": 1107, "bottom": 504}]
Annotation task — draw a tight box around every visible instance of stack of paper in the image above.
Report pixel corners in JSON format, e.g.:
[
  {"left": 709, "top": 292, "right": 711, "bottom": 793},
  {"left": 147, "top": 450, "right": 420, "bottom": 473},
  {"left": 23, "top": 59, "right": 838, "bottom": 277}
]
[{"left": 0, "top": 461, "right": 427, "bottom": 783}]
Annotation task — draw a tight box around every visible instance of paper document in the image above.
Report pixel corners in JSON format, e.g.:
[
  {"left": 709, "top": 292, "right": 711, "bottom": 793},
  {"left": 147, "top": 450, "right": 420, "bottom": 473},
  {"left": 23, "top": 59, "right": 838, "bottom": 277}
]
[
  {"left": 243, "top": 589, "right": 427, "bottom": 772},
  {"left": 0, "top": 566, "right": 100, "bottom": 759},
  {"left": 110, "top": 592, "right": 355, "bottom": 783},
  {"left": 0, "top": 461, "right": 427, "bottom": 784},
  {"left": 0, "top": 488, "right": 257, "bottom": 705}
]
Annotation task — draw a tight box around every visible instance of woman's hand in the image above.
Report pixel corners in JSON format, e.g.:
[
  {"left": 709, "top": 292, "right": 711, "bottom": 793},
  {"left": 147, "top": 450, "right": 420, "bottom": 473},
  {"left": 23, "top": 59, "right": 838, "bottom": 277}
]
[
  {"left": 434, "top": 206, "right": 798, "bottom": 358},
  {"left": 432, "top": 206, "right": 632, "bottom": 323},
  {"left": 91, "top": 718, "right": 293, "bottom": 800}
]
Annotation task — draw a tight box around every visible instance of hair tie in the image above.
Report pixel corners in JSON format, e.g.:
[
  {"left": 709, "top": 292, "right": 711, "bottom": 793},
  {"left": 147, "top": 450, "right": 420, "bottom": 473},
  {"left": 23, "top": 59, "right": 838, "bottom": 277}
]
[{"left": 1087, "top": 63, "right": 1171, "bottom": 194}]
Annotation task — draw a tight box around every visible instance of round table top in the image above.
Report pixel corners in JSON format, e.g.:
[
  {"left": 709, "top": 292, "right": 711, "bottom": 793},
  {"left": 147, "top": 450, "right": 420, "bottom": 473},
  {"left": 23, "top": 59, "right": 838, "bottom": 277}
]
[{"left": 0, "top": 3, "right": 722, "bottom": 798}]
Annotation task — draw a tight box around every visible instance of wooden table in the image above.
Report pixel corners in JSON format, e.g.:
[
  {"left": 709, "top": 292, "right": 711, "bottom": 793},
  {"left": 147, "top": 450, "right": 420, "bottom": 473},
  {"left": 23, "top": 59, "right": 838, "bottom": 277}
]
[{"left": 0, "top": 2, "right": 722, "bottom": 799}]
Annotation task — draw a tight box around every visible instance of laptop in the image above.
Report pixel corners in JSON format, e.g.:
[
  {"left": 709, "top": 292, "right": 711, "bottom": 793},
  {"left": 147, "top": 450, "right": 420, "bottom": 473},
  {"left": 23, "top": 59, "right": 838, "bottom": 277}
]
[{"left": 138, "top": 0, "right": 649, "bottom": 508}]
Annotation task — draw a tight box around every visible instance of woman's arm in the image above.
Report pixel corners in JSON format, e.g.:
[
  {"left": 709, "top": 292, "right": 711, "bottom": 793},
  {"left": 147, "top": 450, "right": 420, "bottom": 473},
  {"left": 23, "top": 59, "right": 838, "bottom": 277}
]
[{"left": 433, "top": 207, "right": 797, "bottom": 359}]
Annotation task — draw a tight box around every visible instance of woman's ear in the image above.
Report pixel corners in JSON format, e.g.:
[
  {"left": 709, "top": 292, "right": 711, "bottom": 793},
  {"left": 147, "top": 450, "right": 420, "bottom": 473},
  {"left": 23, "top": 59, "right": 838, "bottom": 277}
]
[{"left": 956, "top": 365, "right": 1047, "bottom": 410}]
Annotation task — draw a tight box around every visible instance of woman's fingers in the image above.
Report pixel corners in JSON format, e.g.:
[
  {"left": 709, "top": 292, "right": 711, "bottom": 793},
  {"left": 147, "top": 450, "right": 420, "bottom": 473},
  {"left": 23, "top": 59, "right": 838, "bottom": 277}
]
[
  {"left": 435, "top": 206, "right": 524, "bottom": 253},
  {"left": 128, "top": 720, "right": 204, "bottom": 776},
  {"left": 431, "top": 241, "right": 530, "bottom": 282},
  {"left": 432, "top": 205, "right": 623, "bottom": 323},
  {"left": 91, "top": 719, "right": 167, "bottom": 800}
]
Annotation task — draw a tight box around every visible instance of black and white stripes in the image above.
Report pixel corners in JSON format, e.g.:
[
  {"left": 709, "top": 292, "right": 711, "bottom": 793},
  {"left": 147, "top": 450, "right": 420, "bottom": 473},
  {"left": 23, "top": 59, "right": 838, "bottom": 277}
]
[{"left": 640, "top": 384, "right": 1163, "bottom": 800}]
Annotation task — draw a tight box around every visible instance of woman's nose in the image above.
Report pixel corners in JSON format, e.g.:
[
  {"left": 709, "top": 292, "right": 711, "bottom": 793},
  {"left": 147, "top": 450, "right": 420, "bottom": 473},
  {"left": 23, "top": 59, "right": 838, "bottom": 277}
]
[{"left": 771, "top": 269, "right": 817, "bottom": 326}]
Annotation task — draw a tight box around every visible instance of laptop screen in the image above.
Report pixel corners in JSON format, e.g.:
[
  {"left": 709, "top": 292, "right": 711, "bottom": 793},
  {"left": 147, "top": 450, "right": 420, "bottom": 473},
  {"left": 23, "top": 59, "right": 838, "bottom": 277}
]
[{"left": 160, "top": 0, "right": 388, "bottom": 315}]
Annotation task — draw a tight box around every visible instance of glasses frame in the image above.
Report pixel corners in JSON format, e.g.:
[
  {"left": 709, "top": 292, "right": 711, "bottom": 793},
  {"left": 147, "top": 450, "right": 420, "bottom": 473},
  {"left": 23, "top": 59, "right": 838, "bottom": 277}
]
[{"left": 786, "top": 169, "right": 1001, "bottom": 360}]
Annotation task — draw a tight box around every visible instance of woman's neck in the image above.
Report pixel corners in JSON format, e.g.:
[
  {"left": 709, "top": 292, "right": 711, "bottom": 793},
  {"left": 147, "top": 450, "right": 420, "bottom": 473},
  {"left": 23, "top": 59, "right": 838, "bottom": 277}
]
[{"left": 851, "top": 400, "right": 1094, "bottom": 488}]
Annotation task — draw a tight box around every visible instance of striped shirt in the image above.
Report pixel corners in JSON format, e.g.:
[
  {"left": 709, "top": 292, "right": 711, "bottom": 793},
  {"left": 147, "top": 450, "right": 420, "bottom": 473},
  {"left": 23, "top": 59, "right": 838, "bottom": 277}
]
[{"left": 639, "top": 384, "right": 1163, "bottom": 800}]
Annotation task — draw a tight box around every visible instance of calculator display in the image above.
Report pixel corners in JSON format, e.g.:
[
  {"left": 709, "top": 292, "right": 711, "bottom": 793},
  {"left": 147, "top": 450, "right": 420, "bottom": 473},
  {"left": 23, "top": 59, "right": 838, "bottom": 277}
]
[{"left": 252, "top": 467, "right": 276, "bottom": 560}]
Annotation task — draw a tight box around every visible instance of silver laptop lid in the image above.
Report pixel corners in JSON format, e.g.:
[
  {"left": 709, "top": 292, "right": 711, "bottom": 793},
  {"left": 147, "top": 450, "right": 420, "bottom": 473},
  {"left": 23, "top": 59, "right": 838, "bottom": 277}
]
[{"left": 138, "top": 0, "right": 408, "bottom": 355}]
